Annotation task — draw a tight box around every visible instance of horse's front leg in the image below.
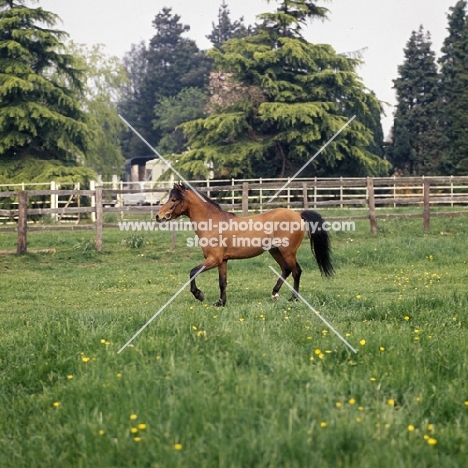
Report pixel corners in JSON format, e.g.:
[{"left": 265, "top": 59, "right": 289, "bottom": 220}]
[
  {"left": 190, "top": 264, "right": 206, "bottom": 302},
  {"left": 189, "top": 258, "right": 220, "bottom": 302},
  {"left": 213, "top": 260, "right": 228, "bottom": 307}
]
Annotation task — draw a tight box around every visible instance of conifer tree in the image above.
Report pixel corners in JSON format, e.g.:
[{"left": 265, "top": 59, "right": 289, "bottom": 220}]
[
  {"left": 0, "top": 0, "right": 89, "bottom": 163},
  {"left": 390, "top": 26, "right": 444, "bottom": 175},
  {"left": 119, "top": 8, "right": 211, "bottom": 158},
  {"left": 173, "top": 0, "right": 389, "bottom": 178},
  {"left": 439, "top": 0, "right": 468, "bottom": 174},
  {"left": 207, "top": 0, "right": 250, "bottom": 49}
]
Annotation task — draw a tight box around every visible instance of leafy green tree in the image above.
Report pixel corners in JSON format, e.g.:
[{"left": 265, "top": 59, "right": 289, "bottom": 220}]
[
  {"left": 390, "top": 26, "right": 444, "bottom": 175},
  {"left": 119, "top": 8, "right": 212, "bottom": 159},
  {"left": 207, "top": 0, "right": 251, "bottom": 49},
  {"left": 154, "top": 87, "right": 208, "bottom": 155},
  {"left": 70, "top": 43, "right": 127, "bottom": 178},
  {"left": 439, "top": 0, "right": 468, "bottom": 174},
  {"left": 172, "top": 0, "right": 389, "bottom": 178},
  {"left": 0, "top": 0, "right": 89, "bottom": 163}
]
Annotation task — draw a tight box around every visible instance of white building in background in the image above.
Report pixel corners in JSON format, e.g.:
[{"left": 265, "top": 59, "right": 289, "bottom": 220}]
[
  {"left": 145, "top": 158, "right": 173, "bottom": 184},
  {"left": 122, "top": 156, "right": 174, "bottom": 206}
]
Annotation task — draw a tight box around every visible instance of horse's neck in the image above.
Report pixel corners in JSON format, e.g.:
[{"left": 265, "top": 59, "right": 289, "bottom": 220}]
[{"left": 185, "top": 194, "right": 221, "bottom": 226}]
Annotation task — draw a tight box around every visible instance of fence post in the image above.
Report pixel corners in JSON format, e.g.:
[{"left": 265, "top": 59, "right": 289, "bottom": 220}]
[
  {"left": 95, "top": 186, "right": 103, "bottom": 252},
  {"left": 17, "top": 190, "right": 28, "bottom": 254},
  {"left": 450, "top": 175, "right": 454, "bottom": 208},
  {"left": 340, "top": 176, "right": 343, "bottom": 208},
  {"left": 367, "top": 177, "right": 377, "bottom": 234},
  {"left": 242, "top": 182, "right": 249, "bottom": 216},
  {"left": 50, "top": 180, "right": 58, "bottom": 222},
  {"left": 313, "top": 177, "right": 317, "bottom": 208},
  {"left": 171, "top": 223, "right": 177, "bottom": 248},
  {"left": 259, "top": 178, "right": 263, "bottom": 212},
  {"left": 423, "top": 179, "right": 430, "bottom": 231},
  {"left": 90, "top": 180, "right": 96, "bottom": 222},
  {"left": 302, "top": 182, "right": 309, "bottom": 210}
]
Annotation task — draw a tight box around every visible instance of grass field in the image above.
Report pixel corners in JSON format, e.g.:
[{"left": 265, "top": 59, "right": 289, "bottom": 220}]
[{"left": 1, "top": 214, "right": 468, "bottom": 467}]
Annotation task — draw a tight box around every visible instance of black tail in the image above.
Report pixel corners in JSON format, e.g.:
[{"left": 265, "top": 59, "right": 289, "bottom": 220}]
[{"left": 300, "top": 210, "right": 334, "bottom": 277}]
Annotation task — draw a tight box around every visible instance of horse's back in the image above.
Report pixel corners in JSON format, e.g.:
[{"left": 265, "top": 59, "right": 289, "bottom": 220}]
[{"left": 248, "top": 208, "right": 302, "bottom": 224}]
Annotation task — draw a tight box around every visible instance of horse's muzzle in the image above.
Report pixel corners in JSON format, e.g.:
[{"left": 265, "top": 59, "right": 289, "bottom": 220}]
[{"left": 156, "top": 212, "right": 172, "bottom": 222}]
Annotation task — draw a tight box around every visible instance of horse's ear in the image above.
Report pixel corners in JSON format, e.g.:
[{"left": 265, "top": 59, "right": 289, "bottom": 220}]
[{"left": 174, "top": 182, "right": 187, "bottom": 191}]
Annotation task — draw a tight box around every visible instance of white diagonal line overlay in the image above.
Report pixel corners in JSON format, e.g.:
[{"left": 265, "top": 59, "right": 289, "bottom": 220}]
[
  {"left": 267, "top": 115, "right": 356, "bottom": 203},
  {"left": 118, "top": 114, "right": 206, "bottom": 203},
  {"left": 268, "top": 266, "right": 357, "bottom": 353},
  {"left": 117, "top": 266, "right": 206, "bottom": 354}
]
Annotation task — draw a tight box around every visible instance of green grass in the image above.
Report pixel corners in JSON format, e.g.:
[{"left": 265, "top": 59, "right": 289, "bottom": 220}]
[{"left": 1, "top": 214, "right": 468, "bottom": 467}]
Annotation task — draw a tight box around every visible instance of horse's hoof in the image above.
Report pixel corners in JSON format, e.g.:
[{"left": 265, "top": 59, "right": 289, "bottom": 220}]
[
  {"left": 193, "top": 290, "right": 204, "bottom": 302},
  {"left": 213, "top": 300, "right": 225, "bottom": 307},
  {"left": 271, "top": 293, "right": 280, "bottom": 300},
  {"left": 288, "top": 296, "right": 298, "bottom": 302}
]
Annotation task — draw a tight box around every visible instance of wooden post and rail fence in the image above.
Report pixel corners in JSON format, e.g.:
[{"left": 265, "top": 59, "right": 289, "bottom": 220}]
[{"left": 1, "top": 176, "right": 468, "bottom": 255}]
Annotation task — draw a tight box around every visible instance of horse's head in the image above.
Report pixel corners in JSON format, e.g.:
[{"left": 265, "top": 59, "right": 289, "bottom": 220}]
[{"left": 156, "top": 183, "right": 188, "bottom": 222}]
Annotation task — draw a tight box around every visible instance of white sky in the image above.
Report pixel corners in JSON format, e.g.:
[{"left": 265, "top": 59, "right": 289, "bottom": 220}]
[{"left": 39, "top": 0, "right": 458, "bottom": 139}]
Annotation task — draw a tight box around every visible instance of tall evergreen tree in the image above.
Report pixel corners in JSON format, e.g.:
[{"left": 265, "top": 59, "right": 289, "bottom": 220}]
[
  {"left": 119, "top": 41, "right": 148, "bottom": 157},
  {"left": 439, "top": 0, "right": 468, "bottom": 174},
  {"left": 172, "top": 0, "right": 389, "bottom": 178},
  {"left": 0, "top": 0, "right": 89, "bottom": 163},
  {"left": 119, "top": 8, "right": 211, "bottom": 159},
  {"left": 207, "top": 1, "right": 250, "bottom": 49},
  {"left": 390, "top": 26, "right": 444, "bottom": 175},
  {"left": 385, "top": 121, "right": 416, "bottom": 174}
]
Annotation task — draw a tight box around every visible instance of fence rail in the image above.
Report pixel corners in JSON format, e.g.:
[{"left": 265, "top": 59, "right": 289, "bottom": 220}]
[{"left": 1, "top": 176, "right": 468, "bottom": 254}]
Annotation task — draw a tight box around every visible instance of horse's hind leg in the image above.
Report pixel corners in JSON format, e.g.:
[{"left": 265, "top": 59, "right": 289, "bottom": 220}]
[
  {"left": 281, "top": 250, "right": 302, "bottom": 301},
  {"left": 270, "top": 248, "right": 302, "bottom": 301},
  {"left": 289, "top": 260, "right": 302, "bottom": 301},
  {"left": 269, "top": 248, "right": 292, "bottom": 299}
]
